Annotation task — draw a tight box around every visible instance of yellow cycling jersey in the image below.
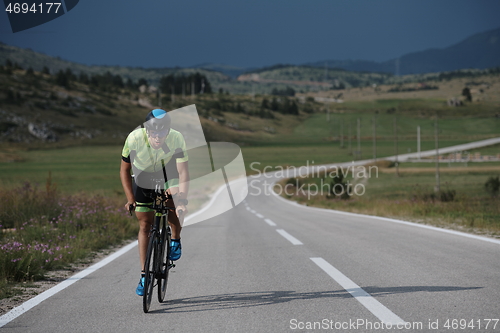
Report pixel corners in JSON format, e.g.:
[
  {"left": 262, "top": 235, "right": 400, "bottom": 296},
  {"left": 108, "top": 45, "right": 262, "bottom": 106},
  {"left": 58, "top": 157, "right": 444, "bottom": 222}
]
[{"left": 122, "top": 127, "right": 188, "bottom": 189}]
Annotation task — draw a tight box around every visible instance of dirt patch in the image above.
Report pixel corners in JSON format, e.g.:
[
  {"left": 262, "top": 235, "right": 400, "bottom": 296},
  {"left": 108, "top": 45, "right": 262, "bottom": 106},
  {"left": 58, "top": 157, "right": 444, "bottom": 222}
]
[{"left": 0, "top": 151, "right": 24, "bottom": 163}]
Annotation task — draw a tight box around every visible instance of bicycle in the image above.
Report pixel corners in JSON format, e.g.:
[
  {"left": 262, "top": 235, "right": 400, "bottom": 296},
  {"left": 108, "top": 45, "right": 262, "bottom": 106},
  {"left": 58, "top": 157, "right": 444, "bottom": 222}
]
[{"left": 129, "top": 182, "right": 180, "bottom": 313}]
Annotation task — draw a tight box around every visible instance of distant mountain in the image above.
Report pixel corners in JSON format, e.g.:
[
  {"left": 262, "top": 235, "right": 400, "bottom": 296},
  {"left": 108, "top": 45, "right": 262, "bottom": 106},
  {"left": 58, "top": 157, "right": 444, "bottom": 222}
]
[
  {"left": 191, "top": 63, "right": 254, "bottom": 78},
  {"left": 0, "top": 43, "right": 230, "bottom": 85},
  {"left": 303, "top": 59, "right": 391, "bottom": 74},
  {"left": 306, "top": 27, "right": 500, "bottom": 75},
  {"left": 1, "top": 26, "right": 499, "bottom": 96}
]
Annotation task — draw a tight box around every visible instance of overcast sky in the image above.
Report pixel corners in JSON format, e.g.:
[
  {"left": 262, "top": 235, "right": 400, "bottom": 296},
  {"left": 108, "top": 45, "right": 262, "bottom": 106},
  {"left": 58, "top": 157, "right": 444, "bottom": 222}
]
[{"left": 0, "top": 0, "right": 499, "bottom": 69}]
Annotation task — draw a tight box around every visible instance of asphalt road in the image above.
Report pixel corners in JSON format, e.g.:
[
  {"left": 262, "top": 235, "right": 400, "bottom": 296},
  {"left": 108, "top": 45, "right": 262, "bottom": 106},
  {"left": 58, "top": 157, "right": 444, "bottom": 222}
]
[{"left": 2, "top": 139, "right": 500, "bottom": 332}]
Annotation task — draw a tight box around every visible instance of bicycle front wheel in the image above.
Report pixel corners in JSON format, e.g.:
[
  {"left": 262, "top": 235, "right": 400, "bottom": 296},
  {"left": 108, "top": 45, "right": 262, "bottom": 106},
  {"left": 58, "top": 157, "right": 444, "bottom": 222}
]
[
  {"left": 158, "top": 219, "right": 171, "bottom": 303},
  {"left": 143, "top": 231, "right": 157, "bottom": 313}
]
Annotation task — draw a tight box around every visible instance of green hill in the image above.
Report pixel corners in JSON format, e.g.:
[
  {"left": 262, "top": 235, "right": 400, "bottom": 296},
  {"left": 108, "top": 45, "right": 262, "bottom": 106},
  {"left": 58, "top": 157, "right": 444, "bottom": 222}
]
[
  {"left": 2, "top": 42, "right": 500, "bottom": 96},
  {"left": 0, "top": 42, "right": 230, "bottom": 88}
]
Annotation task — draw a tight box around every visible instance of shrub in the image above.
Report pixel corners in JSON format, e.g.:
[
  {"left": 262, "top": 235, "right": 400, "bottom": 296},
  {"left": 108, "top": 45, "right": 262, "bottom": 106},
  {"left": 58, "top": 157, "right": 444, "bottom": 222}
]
[
  {"left": 286, "top": 177, "right": 302, "bottom": 187},
  {"left": 485, "top": 176, "right": 500, "bottom": 197},
  {"left": 439, "top": 189, "right": 456, "bottom": 202},
  {"left": 418, "top": 189, "right": 456, "bottom": 202},
  {"left": 327, "top": 171, "right": 351, "bottom": 200}
]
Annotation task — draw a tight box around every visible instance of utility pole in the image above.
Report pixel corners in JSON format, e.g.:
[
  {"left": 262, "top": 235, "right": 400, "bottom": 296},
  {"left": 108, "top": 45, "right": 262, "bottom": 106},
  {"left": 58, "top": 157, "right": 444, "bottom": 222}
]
[
  {"left": 329, "top": 111, "right": 333, "bottom": 138},
  {"left": 435, "top": 114, "right": 440, "bottom": 192},
  {"left": 357, "top": 118, "right": 361, "bottom": 160},
  {"left": 417, "top": 125, "right": 421, "bottom": 160},
  {"left": 340, "top": 118, "right": 344, "bottom": 148},
  {"left": 373, "top": 114, "right": 377, "bottom": 161},
  {"left": 394, "top": 117, "right": 399, "bottom": 177},
  {"left": 348, "top": 121, "right": 352, "bottom": 156}
]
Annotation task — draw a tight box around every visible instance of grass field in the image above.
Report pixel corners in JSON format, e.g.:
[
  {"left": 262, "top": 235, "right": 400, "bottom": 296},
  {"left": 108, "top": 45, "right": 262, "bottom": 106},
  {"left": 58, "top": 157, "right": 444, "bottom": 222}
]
[
  {"left": 0, "top": 146, "right": 124, "bottom": 197},
  {"left": 276, "top": 160, "right": 500, "bottom": 237}
]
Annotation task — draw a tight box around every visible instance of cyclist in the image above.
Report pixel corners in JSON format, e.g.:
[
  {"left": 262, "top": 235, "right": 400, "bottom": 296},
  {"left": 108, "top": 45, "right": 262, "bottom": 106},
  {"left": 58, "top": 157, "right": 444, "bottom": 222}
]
[{"left": 120, "top": 109, "right": 189, "bottom": 296}]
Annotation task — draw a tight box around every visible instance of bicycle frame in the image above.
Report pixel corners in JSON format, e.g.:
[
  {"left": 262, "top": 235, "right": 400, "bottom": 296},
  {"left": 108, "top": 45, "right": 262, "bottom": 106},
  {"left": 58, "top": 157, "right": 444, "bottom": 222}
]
[{"left": 131, "top": 182, "right": 177, "bottom": 313}]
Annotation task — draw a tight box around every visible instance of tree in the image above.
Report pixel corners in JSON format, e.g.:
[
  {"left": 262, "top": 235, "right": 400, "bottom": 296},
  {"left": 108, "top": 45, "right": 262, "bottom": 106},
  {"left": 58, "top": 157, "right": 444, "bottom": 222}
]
[
  {"left": 65, "top": 68, "right": 76, "bottom": 81},
  {"left": 271, "top": 86, "right": 295, "bottom": 96},
  {"left": 270, "top": 97, "right": 279, "bottom": 111},
  {"left": 280, "top": 98, "right": 299, "bottom": 115},
  {"left": 462, "top": 87, "right": 472, "bottom": 102},
  {"left": 112, "top": 74, "right": 124, "bottom": 88},
  {"left": 56, "top": 70, "right": 70, "bottom": 89},
  {"left": 261, "top": 98, "right": 269, "bottom": 109},
  {"left": 138, "top": 78, "right": 148, "bottom": 87},
  {"left": 125, "top": 78, "right": 135, "bottom": 90},
  {"left": 79, "top": 72, "right": 89, "bottom": 84},
  {"left": 485, "top": 176, "right": 500, "bottom": 197},
  {"left": 159, "top": 73, "right": 212, "bottom": 95}
]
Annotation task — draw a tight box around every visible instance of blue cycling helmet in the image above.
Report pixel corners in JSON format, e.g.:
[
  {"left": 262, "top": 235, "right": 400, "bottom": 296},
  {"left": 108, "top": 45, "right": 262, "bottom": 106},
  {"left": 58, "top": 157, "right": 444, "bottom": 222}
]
[{"left": 144, "top": 109, "right": 171, "bottom": 131}]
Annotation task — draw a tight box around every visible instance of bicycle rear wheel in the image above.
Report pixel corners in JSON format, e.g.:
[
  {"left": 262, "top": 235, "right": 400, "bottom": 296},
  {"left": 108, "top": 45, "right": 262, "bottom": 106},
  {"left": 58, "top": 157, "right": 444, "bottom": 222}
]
[
  {"left": 158, "top": 219, "right": 171, "bottom": 303},
  {"left": 143, "top": 231, "right": 157, "bottom": 313}
]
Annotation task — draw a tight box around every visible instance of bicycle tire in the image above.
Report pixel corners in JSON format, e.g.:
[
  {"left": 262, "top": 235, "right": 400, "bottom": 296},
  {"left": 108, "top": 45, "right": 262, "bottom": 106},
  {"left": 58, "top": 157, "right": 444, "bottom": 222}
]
[
  {"left": 158, "top": 217, "right": 171, "bottom": 303},
  {"left": 143, "top": 230, "right": 157, "bottom": 313}
]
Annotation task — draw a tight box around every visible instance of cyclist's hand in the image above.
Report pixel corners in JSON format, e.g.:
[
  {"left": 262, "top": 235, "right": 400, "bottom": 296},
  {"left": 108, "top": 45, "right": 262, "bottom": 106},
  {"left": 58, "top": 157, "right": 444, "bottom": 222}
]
[
  {"left": 125, "top": 201, "right": 136, "bottom": 215},
  {"left": 176, "top": 205, "right": 187, "bottom": 219}
]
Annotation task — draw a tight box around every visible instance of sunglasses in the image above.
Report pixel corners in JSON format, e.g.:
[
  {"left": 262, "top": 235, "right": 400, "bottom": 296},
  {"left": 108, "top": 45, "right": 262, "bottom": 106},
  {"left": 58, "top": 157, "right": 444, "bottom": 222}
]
[{"left": 148, "top": 129, "right": 169, "bottom": 137}]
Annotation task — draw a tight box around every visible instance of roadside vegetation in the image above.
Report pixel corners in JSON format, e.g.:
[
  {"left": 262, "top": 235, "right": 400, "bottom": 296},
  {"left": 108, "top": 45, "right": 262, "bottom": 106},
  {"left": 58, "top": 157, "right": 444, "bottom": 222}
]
[
  {"left": 0, "top": 176, "right": 138, "bottom": 300},
  {"left": 276, "top": 160, "right": 500, "bottom": 237}
]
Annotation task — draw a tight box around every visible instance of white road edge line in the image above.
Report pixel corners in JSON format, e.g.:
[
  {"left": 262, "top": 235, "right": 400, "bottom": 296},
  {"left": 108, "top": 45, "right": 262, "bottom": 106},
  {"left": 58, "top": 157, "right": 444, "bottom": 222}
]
[
  {"left": 268, "top": 180, "right": 500, "bottom": 246},
  {"left": 264, "top": 218, "right": 277, "bottom": 227},
  {"left": 0, "top": 241, "right": 138, "bottom": 328},
  {"left": 311, "top": 257, "right": 406, "bottom": 325},
  {"left": 276, "top": 229, "right": 303, "bottom": 245}
]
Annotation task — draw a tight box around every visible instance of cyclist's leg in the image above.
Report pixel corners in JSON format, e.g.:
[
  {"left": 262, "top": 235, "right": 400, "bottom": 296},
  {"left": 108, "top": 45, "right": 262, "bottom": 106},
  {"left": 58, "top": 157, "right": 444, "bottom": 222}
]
[
  {"left": 133, "top": 183, "right": 155, "bottom": 271},
  {"left": 166, "top": 199, "right": 182, "bottom": 260},
  {"left": 137, "top": 210, "right": 154, "bottom": 270},
  {"left": 166, "top": 197, "right": 182, "bottom": 239}
]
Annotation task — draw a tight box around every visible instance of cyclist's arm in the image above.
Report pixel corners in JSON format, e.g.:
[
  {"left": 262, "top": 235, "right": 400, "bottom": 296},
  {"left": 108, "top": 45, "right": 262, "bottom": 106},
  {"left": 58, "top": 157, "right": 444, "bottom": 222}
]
[
  {"left": 120, "top": 159, "right": 135, "bottom": 210},
  {"left": 177, "top": 161, "right": 189, "bottom": 200},
  {"left": 173, "top": 161, "right": 189, "bottom": 218}
]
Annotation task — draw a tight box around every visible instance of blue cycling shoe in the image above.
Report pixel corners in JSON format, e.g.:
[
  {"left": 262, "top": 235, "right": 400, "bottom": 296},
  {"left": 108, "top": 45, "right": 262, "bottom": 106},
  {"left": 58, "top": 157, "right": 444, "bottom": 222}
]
[
  {"left": 136, "top": 275, "right": 145, "bottom": 296},
  {"left": 169, "top": 239, "right": 181, "bottom": 261}
]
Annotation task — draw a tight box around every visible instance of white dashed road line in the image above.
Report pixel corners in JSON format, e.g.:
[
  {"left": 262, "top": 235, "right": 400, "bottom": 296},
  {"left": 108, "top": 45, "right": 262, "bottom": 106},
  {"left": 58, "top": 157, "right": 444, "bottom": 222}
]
[
  {"left": 246, "top": 204, "right": 407, "bottom": 325},
  {"left": 276, "top": 229, "right": 303, "bottom": 245},
  {"left": 264, "top": 218, "right": 277, "bottom": 227},
  {"left": 311, "top": 257, "right": 406, "bottom": 325}
]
